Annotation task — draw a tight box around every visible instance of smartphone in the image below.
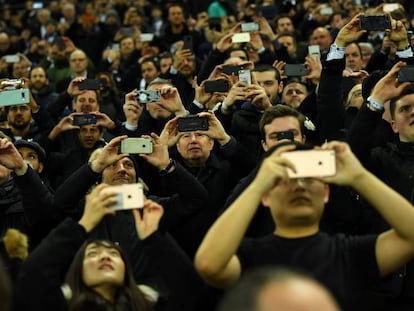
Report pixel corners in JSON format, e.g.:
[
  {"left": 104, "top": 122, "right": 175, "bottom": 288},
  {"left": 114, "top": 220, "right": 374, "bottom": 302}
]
[
  {"left": 73, "top": 114, "right": 97, "bottom": 126},
  {"left": 79, "top": 79, "right": 100, "bottom": 91},
  {"left": 204, "top": 79, "right": 229, "bottom": 93},
  {"left": 320, "top": 7, "right": 333, "bottom": 15},
  {"left": 308, "top": 45, "right": 321, "bottom": 59},
  {"left": 137, "top": 90, "right": 161, "bottom": 103},
  {"left": 121, "top": 137, "right": 153, "bottom": 154},
  {"left": 232, "top": 33, "right": 251, "bottom": 43},
  {"left": 209, "top": 17, "right": 222, "bottom": 31},
  {"left": 359, "top": 14, "right": 391, "bottom": 31},
  {"left": 33, "top": 1, "right": 43, "bottom": 9},
  {"left": 183, "top": 35, "right": 193, "bottom": 53},
  {"left": 241, "top": 22, "right": 259, "bottom": 32},
  {"left": 238, "top": 69, "right": 251, "bottom": 85},
  {"left": 0, "top": 89, "right": 30, "bottom": 106},
  {"left": 121, "top": 27, "right": 134, "bottom": 36},
  {"left": 284, "top": 64, "right": 309, "bottom": 77},
  {"left": 178, "top": 116, "right": 209, "bottom": 132},
  {"left": 398, "top": 66, "right": 414, "bottom": 83},
  {"left": 4, "top": 55, "right": 19, "bottom": 63},
  {"left": 140, "top": 33, "right": 154, "bottom": 42},
  {"left": 276, "top": 130, "right": 294, "bottom": 141},
  {"left": 281, "top": 150, "right": 336, "bottom": 178},
  {"left": 222, "top": 65, "right": 243, "bottom": 75},
  {"left": 383, "top": 3, "right": 400, "bottom": 13},
  {"left": 100, "top": 183, "right": 144, "bottom": 210}
]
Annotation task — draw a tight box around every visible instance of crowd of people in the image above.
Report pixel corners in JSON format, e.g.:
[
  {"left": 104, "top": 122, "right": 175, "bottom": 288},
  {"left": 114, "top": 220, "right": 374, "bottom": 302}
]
[{"left": 1, "top": 0, "right": 414, "bottom": 310}]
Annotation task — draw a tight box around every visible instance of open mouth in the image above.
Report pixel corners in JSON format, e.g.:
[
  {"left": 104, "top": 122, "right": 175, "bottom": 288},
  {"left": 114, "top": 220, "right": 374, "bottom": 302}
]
[
  {"left": 290, "top": 196, "right": 311, "bottom": 205},
  {"left": 99, "top": 263, "right": 114, "bottom": 270}
]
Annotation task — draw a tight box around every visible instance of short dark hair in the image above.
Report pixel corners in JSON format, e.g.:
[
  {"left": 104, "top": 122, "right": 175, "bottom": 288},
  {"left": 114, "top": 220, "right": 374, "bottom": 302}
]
[
  {"left": 390, "top": 85, "right": 414, "bottom": 119},
  {"left": 259, "top": 105, "right": 305, "bottom": 141},
  {"left": 140, "top": 57, "right": 161, "bottom": 72},
  {"left": 253, "top": 64, "right": 281, "bottom": 82}
]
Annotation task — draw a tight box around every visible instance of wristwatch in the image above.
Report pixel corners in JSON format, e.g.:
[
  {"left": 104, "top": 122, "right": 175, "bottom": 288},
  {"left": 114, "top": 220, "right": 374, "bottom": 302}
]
[{"left": 159, "top": 159, "right": 176, "bottom": 176}]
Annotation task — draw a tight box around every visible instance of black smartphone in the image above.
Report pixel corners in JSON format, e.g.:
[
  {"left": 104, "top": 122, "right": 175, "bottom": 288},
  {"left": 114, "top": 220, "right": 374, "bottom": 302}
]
[
  {"left": 359, "top": 14, "right": 391, "bottom": 31},
  {"left": 79, "top": 79, "right": 100, "bottom": 91},
  {"left": 183, "top": 35, "right": 193, "bottom": 53},
  {"left": 73, "top": 114, "right": 97, "bottom": 126},
  {"left": 276, "top": 130, "right": 294, "bottom": 141},
  {"left": 178, "top": 116, "right": 209, "bottom": 132},
  {"left": 398, "top": 66, "right": 414, "bottom": 83},
  {"left": 284, "top": 64, "right": 308, "bottom": 77},
  {"left": 209, "top": 17, "right": 222, "bottom": 32},
  {"left": 222, "top": 65, "right": 243, "bottom": 75},
  {"left": 204, "top": 79, "right": 229, "bottom": 93}
]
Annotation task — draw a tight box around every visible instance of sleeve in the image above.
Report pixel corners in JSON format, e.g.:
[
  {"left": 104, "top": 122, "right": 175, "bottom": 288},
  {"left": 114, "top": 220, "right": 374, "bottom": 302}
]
[{"left": 15, "top": 218, "right": 87, "bottom": 311}]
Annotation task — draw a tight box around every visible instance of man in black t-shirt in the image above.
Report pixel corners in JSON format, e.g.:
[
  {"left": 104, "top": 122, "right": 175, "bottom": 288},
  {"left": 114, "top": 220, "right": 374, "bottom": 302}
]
[{"left": 195, "top": 141, "right": 414, "bottom": 311}]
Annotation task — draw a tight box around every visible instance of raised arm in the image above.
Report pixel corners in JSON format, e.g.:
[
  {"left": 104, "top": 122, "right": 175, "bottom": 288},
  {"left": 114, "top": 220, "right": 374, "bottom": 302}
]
[
  {"left": 195, "top": 144, "right": 296, "bottom": 288},
  {"left": 321, "top": 141, "right": 414, "bottom": 277}
]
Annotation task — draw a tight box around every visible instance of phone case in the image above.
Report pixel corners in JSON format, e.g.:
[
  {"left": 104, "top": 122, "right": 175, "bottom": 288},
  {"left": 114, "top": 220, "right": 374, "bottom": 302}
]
[
  {"left": 238, "top": 69, "right": 251, "bottom": 84},
  {"left": 204, "top": 80, "right": 229, "bottom": 93},
  {"left": 398, "top": 66, "right": 414, "bottom": 83},
  {"left": 0, "top": 89, "right": 30, "bottom": 106},
  {"left": 281, "top": 150, "right": 336, "bottom": 178},
  {"left": 73, "top": 114, "right": 97, "bottom": 126},
  {"left": 121, "top": 138, "right": 153, "bottom": 154},
  {"left": 284, "top": 64, "right": 308, "bottom": 77},
  {"left": 101, "top": 183, "right": 144, "bottom": 210},
  {"left": 232, "top": 33, "right": 251, "bottom": 43},
  {"left": 183, "top": 36, "right": 193, "bottom": 51},
  {"left": 359, "top": 15, "right": 391, "bottom": 31}
]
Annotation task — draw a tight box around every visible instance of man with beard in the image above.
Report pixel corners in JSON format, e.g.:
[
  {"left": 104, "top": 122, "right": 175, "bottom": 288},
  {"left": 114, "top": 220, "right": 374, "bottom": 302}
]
[
  {"left": 29, "top": 66, "right": 59, "bottom": 110},
  {"left": 161, "top": 43, "right": 198, "bottom": 108},
  {"left": 0, "top": 79, "right": 55, "bottom": 143}
]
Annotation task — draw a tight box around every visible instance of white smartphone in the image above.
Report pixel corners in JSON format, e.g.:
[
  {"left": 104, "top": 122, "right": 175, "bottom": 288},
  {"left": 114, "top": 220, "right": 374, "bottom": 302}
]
[
  {"left": 140, "top": 33, "right": 154, "bottom": 42},
  {"left": 100, "top": 183, "right": 144, "bottom": 210},
  {"left": 308, "top": 45, "right": 320, "bottom": 59},
  {"left": 121, "top": 138, "right": 153, "bottom": 154},
  {"left": 5, "top": 55, "right": 19, "bottom": 63},
  {"left": 383, "top": 3, "right": 400, "bottom": 13},
  {"left": 232, "top": 33, "right": 251, "bottom": 43},
  {"left": 238, "top": 69, "right": 251, "bottom": 85},
  {"left": 280, "top": 150, "right": 336, "bottom": 178}
]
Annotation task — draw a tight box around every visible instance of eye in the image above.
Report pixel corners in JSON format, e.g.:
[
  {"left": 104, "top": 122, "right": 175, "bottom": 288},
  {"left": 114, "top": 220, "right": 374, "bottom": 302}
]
[
  {"left": 124, "top": 162, "right": 134, "bottom": 169},
  {"left": 110, "top": 250, "right": 120, "bottom": 257},
  {"left": 86, "top": 251, "right": 97, "bottom": 257}
]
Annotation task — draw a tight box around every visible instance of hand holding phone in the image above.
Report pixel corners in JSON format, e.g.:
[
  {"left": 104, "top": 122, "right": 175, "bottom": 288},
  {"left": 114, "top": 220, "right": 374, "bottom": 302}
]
[
  {"left": 281, "top": 150, "right": 336, "bottom": 178},
  {"left": 100, "top": 183, "right": 144, "bottom": 210},
  {"left": 121, "top": 138, "right": 153, "bottom": 154}
]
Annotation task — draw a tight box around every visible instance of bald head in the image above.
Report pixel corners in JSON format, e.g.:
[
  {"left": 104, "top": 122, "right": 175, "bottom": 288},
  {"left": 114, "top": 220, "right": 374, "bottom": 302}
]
[{"left": 257, "top": 277, "right": 340, "bottom": 311}]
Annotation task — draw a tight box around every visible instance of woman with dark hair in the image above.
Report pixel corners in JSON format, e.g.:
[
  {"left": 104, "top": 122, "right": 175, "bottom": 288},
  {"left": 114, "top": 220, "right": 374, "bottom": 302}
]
[{"left": 14, "top": 183, "right": 162, "bottom": 311}]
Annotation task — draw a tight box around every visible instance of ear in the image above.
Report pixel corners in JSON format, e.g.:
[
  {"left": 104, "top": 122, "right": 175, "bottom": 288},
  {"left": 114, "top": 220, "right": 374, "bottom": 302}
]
[
  {"left": 391, "top": 120, "right": 399, "bottom": 133},
  {"left": 38, "top": 162, "right": 44, "bottom": 174},
  {"left": 261, "top": 193, "right": 270, "bottom": 207},
  {"left": 324, "top": 184, "right": 330, "bottom": 204},
  {"left": 209, "top": 138, "right": 215, "bottom": 151},
  {"left": 278, "top": 80, "right": 284, "bottom": 94},
  {"left": 261, "top": 139, "right": 269, "bottom": 152}
]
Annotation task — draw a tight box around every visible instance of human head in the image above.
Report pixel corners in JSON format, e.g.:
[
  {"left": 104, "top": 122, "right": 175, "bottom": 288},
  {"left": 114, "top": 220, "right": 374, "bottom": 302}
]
[
  {"left": 260, "top": 142, "right": 330, "bottom": 229},
  {"left": 346, "top": 84, "right": 363, "bottom": 109},
  {"left": 69, "top": 49, "right": 89, "bottom": 76},
  {"left": 389, "top": 85, "right": 414, "bottom": 142},
  {"left": 228, "top": 48, "right": 249, "bottom": 62},
  {"left": 276, "top": 32, "right": 297, "bottom": 56},
  {"left": 29, "top": 66, "right": 48, "bottom": 91},
  {"left": 345, "top": 42, "right": 363, "bottom": 72},
  {"left": 259, "top": 105, "right": 305, "bottom": 151},
  {"left": 101, "top": 155, "right": 137, "bottom": 185},
  {"left": 12, "top": 60, "right": 30, "bottom": 79},
  {"left": 310, "top": 27, "right": 333, "bottom": 52},
  {"left": 6, "top": 105, "right": 32, "bottom": 131},
  {"left": 281, "top": 81, "right": 308, "bottom": 109},
  {"left": 176, "top": 131, "right": 214, "bottom": 167},
  {"left": 0, "top": 32, "right": 10, "bottom": 53},
  {"left": 218, "top": 267, "right": 340, "bottom": 311},
  {"left": 275, "top": 14, "right": 295, "bottom": 34},
  {"left": 177, "top": 54, "right": 196, "bottom": 78},
  {"left": 65, "top": 239, "right": 151, "bottom": 309},
  {"left": 119, "top": 36, "right": 135, "bottom": 59},
  {"left": 14, "top": 139, "right": 46, "bottom": 173},
  {"left": 73, "top": 90, "right": 100, "bottom": 113},
  {"left": 253, "top": 65, "right": 283, "bottom": 104},
  {"left": 78, "top": 125, "right": 104, "bottom": 150},
  {"left": 140, "top": 58, "right": 161, "bottom": 85},
  {"left": 167, "top": 4, "right": 185, "bottom": 26},
  {"left": 159, "top": 52, "right": 173, "bottom": 74},
  {"left": 358, "top": 42, "right": 373, "bottom": 69},
  {"left": 146, "top": 78, "right": 176, "bottom": 120}
]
